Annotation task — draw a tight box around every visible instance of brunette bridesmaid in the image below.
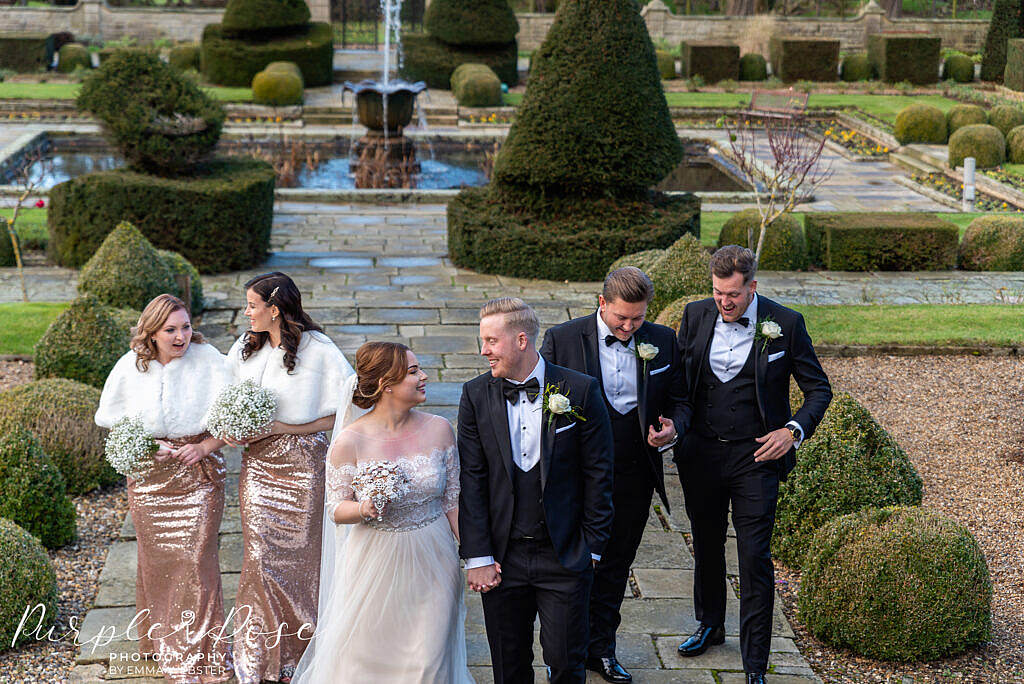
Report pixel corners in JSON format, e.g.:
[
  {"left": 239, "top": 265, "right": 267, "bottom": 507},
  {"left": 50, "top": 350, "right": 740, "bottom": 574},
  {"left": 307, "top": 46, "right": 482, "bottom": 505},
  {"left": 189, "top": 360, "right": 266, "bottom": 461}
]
[
  {"left": 225, "top": 272, "right": 354, "bottom": 684},
  {"left": 95, "top": 294, "right": 233, "bottom": 683}
]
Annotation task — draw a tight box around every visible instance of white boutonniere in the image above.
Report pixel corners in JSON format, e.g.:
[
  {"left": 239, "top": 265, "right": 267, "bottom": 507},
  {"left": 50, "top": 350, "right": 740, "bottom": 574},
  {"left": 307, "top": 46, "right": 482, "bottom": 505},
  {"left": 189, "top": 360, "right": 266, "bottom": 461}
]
[
  {"left": 634, "top": 342, "right": 659, "bottom": 374},
  {"left": 541, "top": 383, "right": 587, "bottom": 430},
  {"left": 755, "top": 316, "right": 783, "bottom": 353}
]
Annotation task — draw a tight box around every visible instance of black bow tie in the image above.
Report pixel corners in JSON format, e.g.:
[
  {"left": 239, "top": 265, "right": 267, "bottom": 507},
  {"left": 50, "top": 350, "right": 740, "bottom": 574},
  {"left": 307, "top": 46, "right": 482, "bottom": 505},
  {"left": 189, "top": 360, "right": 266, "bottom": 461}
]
[
  {"left": 734, "top": 317, "right": 750, "bottom": 328},
  {"left": 605, "top": 334, "right": 631, "bottom": 347},
  {"left": 502, "top": 378, "right": 541, "bottom": 404}
]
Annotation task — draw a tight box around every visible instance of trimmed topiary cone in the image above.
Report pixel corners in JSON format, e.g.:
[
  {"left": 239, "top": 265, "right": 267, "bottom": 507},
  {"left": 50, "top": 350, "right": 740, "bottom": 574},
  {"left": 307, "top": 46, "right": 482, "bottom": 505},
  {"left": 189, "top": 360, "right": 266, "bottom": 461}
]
[
  {"left": 424, "top": 0, "right": 518, "bottom": 47},
  {"left": 607, "top": 248, "right": 667, "bottom": 276},
  {"left": 981, "top": 0, "right": 1022, "bottom": 82},
  {"left": 157, "top": 249, "right": 204, "bottom": 313},
  {"left": 77, "top": 221, "right": 177, "bottom": 312},
  {"left": 646, "top": 233, "right": 712, "bottom": 318},
  {"left": 492, "top": 0, "right": 682, "bottom": 200},
  {"left": 0, "top": 518, "right": 57, "bottom": 652}
]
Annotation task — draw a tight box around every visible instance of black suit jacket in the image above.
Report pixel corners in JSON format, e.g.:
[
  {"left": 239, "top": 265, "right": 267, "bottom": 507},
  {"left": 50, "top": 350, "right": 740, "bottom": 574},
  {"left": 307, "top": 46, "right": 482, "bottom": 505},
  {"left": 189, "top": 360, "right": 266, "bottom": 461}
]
[
  {"left": 676, "top": 296, "right": 832, "bottom": 479},
  {"left": 540, "top": 314, "right": 692, "bottom": 511},
  {"left": 457, "top": 360, "right": 615, "bottom": 573}
]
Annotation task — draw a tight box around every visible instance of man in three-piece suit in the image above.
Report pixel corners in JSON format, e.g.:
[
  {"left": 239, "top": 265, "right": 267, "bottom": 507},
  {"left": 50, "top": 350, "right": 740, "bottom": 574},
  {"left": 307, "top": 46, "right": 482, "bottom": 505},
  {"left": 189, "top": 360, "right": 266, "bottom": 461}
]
[
  {"left": 458, "top": 297, "right": 615, "bottom": 684},
  {"left": 674, "top": 245, "right": 832, "bottom": 684},
  {"left": 540, "top": 267, "right": 691, "bottom": 683}
]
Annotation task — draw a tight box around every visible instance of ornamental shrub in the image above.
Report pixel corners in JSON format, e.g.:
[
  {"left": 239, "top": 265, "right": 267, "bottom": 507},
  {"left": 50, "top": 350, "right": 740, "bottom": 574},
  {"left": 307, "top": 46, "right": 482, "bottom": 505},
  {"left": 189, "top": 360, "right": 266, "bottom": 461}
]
[
  {"left": 981, "top": 0, "right": 1021, "bottom": 82},
  {"left": 399, "top": 33, "right": 518, "bottom": 89},
  {"left": 988, "top": 104, "right": 1024, "bottom": 136},
  {"left": 959, "top": 214, "right": 1024, "bottom": 270},
  {"left": 893, "top": 103, "right": 948, "bottom": 144},
  {"left": 264, "top": 60, "right": 303, "bottom": 83},
  {"left": 867, "top": 34, "right": 941, "bottom": 85},
  {"left": 0, "top": 33, "right": 52, "bottom": 72},
  {"left": 221, "top": 0, "right": 310, "bottom": 38},
  {"left": 0, "top": 379, "right": 119, "bottom": 495},
  {"left": 656, "top": 50, "right": 676, "bottom": 80},
  {"left": 1007, "top": 124, "right": 1024, "bottom": 162},
  {"left": 840, "top": 53, "right": 871, "bottom": 81},
  {"left": 769, "top": 36, "right": 839, "bottom": 82},
  {"left": 424, "top": 0, "right": 518, "bottom": 47},
  {"left": 158, "top": 249, "right": 204, "bottom": 313},
  {"left": 738, "top": 53, "right": 767, "bottom": 81},
  {"left": 804, "top": 212, "right": 959, "bottom": 270},
  {"left": 942, "top": 53, "right": 975, "bottom": 82},
  {"left": 607, "top": 248, "right": 666, "bottom": 275},
  {"left": 717, "top": 209, "right": 807, "bottom": 270},
  {"left": 57, "top": 43, "right": 90, "bottom": 73},
  {"left": 946, "top": 104, "right": 988, "bottom": 135},
  {"left": 653, "top": 294, "right": 709, "bottom": 332},
  {"left": 0, "top": 428, "right": 77, "bottom": 550},
  {"left": 647, "top": 233, "right": 712, "bottom": 318},
  {"left": 0, "top": 518, "right": 57, "bottom": 652},
  {"left": 252, "top": 69, "right": 304, "bottom": 106},
  {"left": 77, "top": 221, "right": 177, "bottom": 312},
  {"left": 451, "top": 63, "right": 503, "bottom": 107},
  {"left": 34, "top": 294, "right": 138, "bottom": 389},
  {"left": 680, "top": 41, "right": 739, "bottom": 83},
  {"left": 1006, "top": 38, "right": 1024, "bottom": 90},
  {"left": 948, "top": 123, "right": 1005, "bottom": 169},
  {"left": 200, "top": 22, "right": 333, "bottom": 88},
  {"left": 799, "top": 506, "right": 991, "bottom": 661},
  {"left": 77, "top": 51, "right": 224, "bottom": 176},
  {"left": 773, "top": 392, "right": 922, "bottom": 567},
  {"left": 169, "top": 44, "right": 200, "bottom": 72}
]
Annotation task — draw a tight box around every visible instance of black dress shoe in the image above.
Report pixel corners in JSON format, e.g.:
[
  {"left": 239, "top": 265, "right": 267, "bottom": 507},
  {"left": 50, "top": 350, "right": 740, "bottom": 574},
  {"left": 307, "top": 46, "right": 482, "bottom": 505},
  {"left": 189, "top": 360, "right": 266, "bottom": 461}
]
[
  {"left": 676, "top": 624, "right": 726, "bottom": 657},
  {"left": 585, "top": 656, "right": 632, "bottom": 683},
  {"left": 746, "top": 673, "right": 767, "bottom": 684}
]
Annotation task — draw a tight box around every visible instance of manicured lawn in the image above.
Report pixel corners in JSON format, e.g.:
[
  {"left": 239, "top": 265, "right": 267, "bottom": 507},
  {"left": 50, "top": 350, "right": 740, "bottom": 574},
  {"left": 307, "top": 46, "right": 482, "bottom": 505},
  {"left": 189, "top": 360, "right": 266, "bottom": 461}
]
[
  {"left": 0, "top": 302, "right": 67, "bottom": 355},
  {"left": 0, "top": 82, "right": 253, "bottom": 102},
  {"left": 1, "top": 208, "right": 49, "bottom": 250}
]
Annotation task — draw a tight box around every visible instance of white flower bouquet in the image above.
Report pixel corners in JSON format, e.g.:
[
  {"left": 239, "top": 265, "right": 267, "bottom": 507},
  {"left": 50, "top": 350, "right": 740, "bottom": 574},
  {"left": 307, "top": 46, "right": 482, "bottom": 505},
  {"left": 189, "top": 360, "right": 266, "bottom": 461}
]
[
  {"left": 205, "top": 379, "right": 277, "bottom": 442},
  {"left": 105, "top": 415, "right": 158, "bottom": 480},
  {"left": 350, "top": 461, "right": 411, "bottom": 521}
]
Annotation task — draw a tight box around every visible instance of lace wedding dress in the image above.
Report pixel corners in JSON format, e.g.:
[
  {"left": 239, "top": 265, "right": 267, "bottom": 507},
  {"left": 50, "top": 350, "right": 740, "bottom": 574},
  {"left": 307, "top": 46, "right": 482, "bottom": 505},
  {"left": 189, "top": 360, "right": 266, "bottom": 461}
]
[{"left": 292, "top": 411, "right": 474, "bottom": 684}]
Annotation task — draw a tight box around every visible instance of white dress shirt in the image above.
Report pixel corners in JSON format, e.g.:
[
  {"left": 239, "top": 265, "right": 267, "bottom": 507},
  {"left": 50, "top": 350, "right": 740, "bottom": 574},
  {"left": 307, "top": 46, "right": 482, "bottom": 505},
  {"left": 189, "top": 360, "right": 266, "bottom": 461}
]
[{"left": 595, "top": 311, "right": 638, "bottom": 415}]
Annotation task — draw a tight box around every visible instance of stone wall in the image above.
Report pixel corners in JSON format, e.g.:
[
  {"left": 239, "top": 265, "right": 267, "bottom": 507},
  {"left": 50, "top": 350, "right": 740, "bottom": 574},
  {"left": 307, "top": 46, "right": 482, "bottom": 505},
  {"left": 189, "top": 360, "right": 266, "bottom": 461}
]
[
  {"left": 518, "top": 0, "right": 989, "bottom": 55},
  {"left": 0, "top": 0, "right": 329, "bottom": 43}
]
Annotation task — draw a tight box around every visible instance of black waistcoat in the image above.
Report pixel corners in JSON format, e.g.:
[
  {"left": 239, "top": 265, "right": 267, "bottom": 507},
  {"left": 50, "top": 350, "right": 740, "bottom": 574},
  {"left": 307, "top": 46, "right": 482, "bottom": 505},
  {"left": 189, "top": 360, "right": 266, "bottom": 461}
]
[
  {"left": 511, "top": 463, "right": 547, "bottom": 540},
  {"left": 693, "top": 340, "right": 762, "bottom": 440}
]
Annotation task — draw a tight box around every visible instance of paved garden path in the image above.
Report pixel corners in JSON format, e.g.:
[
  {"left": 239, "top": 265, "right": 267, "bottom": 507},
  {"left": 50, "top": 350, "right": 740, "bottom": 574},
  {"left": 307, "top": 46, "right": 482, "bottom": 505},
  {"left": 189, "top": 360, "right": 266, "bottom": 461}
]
[{"left": 68, "top": 203, "right": 821, "bottom": 683}]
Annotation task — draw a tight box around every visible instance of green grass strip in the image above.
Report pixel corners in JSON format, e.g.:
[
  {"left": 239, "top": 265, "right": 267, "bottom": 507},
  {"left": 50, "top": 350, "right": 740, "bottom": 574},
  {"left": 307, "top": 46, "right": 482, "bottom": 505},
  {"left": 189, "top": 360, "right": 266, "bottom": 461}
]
[
  {"left": 0, "top": 82, "right": 252, "bottom": 102},
  {"left": 0, "top": 302, "right": 68, "bottom": 355}
]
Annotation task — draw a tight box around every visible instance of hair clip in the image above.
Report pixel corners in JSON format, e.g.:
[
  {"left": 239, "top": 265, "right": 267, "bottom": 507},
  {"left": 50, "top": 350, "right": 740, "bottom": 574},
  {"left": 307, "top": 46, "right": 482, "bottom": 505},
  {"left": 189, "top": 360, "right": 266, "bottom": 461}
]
[{"left": 269, "top": 286, "right": 280, "bottom": 301}]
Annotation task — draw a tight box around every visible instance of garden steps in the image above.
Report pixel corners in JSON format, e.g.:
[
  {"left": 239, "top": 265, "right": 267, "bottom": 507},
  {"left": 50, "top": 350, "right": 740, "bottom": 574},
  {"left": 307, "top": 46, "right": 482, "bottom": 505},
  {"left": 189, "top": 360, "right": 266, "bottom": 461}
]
[{"left": 888, "top": 151, "right": 943, "bottom": 175}]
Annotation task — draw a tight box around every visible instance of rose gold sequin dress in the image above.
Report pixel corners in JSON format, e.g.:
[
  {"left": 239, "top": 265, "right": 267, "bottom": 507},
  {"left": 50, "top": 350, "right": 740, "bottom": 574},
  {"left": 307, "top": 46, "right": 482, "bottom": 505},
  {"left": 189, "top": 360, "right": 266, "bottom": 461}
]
[{"left": 129, "top": 434, "right": 232, "bottom": 683}]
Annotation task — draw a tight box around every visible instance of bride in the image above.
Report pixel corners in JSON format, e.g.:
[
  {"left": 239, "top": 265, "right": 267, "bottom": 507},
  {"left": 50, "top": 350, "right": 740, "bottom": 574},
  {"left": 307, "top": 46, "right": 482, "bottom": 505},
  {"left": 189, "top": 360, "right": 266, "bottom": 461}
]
[{"left": 293, "top": 341, "right": 474, "bottom": 683}]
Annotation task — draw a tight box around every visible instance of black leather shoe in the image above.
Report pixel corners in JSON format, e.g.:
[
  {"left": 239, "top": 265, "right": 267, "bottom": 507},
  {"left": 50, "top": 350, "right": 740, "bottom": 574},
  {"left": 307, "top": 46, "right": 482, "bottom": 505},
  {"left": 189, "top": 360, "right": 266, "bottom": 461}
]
[
  {"left": 746, "top": 673, "right": 767, "bottom": 684},
  {"left": 585, "top": 656, "right": 632, "bottom": 683},
  {"left": 676, "top": 624, "right": 726, "bottom": 657}
]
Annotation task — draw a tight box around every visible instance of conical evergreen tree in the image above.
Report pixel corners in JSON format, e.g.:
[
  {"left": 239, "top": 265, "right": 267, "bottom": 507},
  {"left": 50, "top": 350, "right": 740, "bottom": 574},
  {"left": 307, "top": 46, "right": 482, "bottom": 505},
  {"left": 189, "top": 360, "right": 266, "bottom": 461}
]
[
  {"left": 425, "top": 0, "right": 518, "bottom": 46},
  {"left": 980, "top": 0, "right": 1022, "bottom": 82},
  {"left": 492, "top": 0, "right": 682, "bottom": 200}
]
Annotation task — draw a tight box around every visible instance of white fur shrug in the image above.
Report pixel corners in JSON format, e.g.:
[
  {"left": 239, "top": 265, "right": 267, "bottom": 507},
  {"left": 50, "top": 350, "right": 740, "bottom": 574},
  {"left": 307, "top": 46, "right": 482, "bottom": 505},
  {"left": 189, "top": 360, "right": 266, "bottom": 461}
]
[
  {"left": 95, "top": 342, "right": 231, "bottom": 439},
  {"left": 227, "top": 330, "right": 354, "bottom": 425}
]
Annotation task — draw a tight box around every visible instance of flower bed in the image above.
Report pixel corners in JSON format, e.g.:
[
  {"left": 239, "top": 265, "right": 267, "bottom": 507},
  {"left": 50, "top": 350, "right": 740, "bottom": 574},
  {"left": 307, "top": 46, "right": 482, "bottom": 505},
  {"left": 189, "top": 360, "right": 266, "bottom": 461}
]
[
  {"left": 815, "top": 119, "right": 891, "bottom": 158},
  {"left": 910, "top": 173, "right": 1024, "bottom": 212}
]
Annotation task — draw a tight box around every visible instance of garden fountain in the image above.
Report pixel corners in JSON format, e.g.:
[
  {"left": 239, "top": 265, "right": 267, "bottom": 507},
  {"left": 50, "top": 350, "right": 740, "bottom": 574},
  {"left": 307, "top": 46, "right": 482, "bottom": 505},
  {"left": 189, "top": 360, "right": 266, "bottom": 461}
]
[{"left": 342, "top": 0, "right": 427, "bottom": 188}]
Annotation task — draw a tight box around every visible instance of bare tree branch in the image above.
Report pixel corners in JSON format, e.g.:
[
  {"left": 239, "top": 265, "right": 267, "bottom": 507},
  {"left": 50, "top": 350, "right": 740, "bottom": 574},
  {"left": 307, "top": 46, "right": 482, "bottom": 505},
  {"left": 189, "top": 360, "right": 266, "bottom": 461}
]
[{"left": 4, "top": 148, "right": 52, "bottom": 303}]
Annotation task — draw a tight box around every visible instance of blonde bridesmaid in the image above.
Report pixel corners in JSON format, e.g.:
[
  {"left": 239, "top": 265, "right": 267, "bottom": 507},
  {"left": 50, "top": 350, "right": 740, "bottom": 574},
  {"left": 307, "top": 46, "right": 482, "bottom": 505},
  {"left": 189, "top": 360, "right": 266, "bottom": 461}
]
[
  {"left": 95, "top": 294, "right": 233, "bottom": 683},
  {"left": 225, "top": 272, "right": 354, "bottom": 684}
]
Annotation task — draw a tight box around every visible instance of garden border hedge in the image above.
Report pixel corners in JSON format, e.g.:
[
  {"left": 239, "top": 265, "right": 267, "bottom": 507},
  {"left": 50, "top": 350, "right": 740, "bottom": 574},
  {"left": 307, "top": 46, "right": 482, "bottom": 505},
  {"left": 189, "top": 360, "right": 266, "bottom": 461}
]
[
  {"left": 769, "top": 36, "right": 839, "bottom": 83},
  {"left": 0, "top": 33, "right": 52, "bottom": 72},
  {"left": 867, "top": 33, "right": 941, "bottom": 85},
  {"left": 1005, "top": 38, "right": 1024, "bottom": 91},
  {"left": 399, "top": 33, "right": 518, "bottom": 90},
  {"left": 804, "top": 212, "right": 959, "bottom": 271},
  {"left": 200, "top": 22, "right": 333, "bottom": 87},
  {"left": 680, "top": 41, "right": 739, "bottom": 83}
]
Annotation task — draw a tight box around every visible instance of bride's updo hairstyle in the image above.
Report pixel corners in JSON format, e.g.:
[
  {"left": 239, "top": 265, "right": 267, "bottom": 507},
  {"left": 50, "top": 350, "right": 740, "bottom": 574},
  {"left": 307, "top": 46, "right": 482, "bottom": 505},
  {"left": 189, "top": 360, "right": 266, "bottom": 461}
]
[{"left": 353, "top": 341, "right": 412, "bottom": 409}]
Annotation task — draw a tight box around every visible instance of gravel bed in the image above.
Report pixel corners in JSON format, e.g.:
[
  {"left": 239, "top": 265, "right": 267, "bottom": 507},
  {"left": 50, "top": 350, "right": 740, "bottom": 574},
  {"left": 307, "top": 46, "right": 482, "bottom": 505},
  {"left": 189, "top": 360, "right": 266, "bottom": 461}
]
[
  {"left": 0, "top": 359, "right": 34, "bottom": 392},
  {"left": 776, "top": 356, "right": 1024, "bottom": 683}
]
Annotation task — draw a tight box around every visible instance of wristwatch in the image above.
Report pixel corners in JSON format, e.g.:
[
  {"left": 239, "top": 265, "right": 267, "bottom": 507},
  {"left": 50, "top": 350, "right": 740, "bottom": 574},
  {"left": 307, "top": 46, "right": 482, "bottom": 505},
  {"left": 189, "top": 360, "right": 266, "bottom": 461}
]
[{"left": 786, "top": 425, "right": 802, "bottom": 443}]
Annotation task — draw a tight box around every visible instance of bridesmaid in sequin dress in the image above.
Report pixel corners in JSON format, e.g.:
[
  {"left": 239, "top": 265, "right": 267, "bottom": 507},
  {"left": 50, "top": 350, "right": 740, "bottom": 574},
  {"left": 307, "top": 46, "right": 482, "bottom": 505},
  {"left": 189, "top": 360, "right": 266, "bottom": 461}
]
[
  {"left": 95, "top": 294, "right": 233, "bottom": 683},
  {"left": 225, "top": 272, "right": 355, "bottom": 684}
]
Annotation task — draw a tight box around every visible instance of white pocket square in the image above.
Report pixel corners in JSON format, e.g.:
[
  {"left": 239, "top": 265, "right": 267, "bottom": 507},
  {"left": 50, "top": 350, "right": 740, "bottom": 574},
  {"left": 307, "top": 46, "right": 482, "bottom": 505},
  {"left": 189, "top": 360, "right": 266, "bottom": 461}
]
[
  {"left": 555, "top": 422, "right": 577, "bottom": 434},
  {"left": 649, "top": 364, "right": 670, "bottom": 376},
  {"left": 768, "top": 351, "right": 786, "bottom": 362}
]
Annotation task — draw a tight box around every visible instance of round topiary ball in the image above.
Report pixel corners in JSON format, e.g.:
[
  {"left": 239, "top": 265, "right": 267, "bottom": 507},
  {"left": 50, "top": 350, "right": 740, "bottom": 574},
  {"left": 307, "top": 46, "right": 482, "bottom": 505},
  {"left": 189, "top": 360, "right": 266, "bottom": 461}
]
[
  {"left": 264, "top": 60, "right": 304, "bottom": 84},
  {"left": 773, "top": 392, "right": 923, "bottom": 567},
  {"left": 77, "top": 50, "right": 225, "bottom": 176},
  {"left": 0, "top": 518, "right": 58, "bottom": 652},
  {"left": 168, "top": 44, "right": 200, "bottom": 72},
  {"left": 1007, "top": 124, "right": 1024, "bottom": 163},
  {"left": 425, "top": 0, "right": 519, "bottom": 47},
  {"left": 894, "top": 104, "right": 948, "bottom": 144},
  {"left": 946, "top": 104, "right": 988, "bottom": 136},
  {"left": 988, "top": 104, "right": 1024, "bottom": 137},
  {"left": 942, "top": 53, "right": 975, "bottom": 82},
  {"left": 959, "top": 214, "right": 1024, "bottom": 270},
  {"left": 451, "top": 63, "right": 503, "bottom": 107},
  {"left": 647, "top": 234, "right": 711, "bottom": 318},
  {"left": 57, "top": 43, "right": 91, "bottom": 73},
  {"left": 607, "top": 248, "right": 667, "bottom": 275},
  {"left": 717, "top": 209, "right": 807, "bottom": 271},
  {"left": 840, "top": 54, "right": 871, "bottom": 82},
  {"left": 252, "top": 69, "right": 304, "bottom": 106},
  {"left": 157, "top": 249, "right": 204, "bottom": 313},
  {"left": 34, "top": 294, "right": 138, "bottom": 389},
  {"left": 0, "top": 378, "right": 118, "bottom": 496},
  {"left": 948, "top": 123, "right": 1006, "bottom": 169},
  {"left": 653, "top": 294, "right": 708, "bottom": 332},
  {"left": 0, "top": 427, "right": 77, "bottom": 550},
  {"left": 656, "top": 50, "right": 676, "bottom": 80},
  {"left": 799, "top": 506, "right": 992, "bottom": 662},
  {"left": 739, "top": 53, "right": 767, "bottom": 81},
  {"left": 77, "top": 221, "right": 177, "bottom": 312}
]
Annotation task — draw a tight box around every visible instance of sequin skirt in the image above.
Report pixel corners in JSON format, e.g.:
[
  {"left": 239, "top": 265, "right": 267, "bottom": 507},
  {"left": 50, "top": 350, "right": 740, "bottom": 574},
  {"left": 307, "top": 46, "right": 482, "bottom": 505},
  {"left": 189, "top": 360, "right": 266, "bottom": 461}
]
[
  {"left": 233, "top": 431, "right": 327, "bottom": 684},
  {"left": 129, "top": 433, "right": 232, "bottom": 684}
]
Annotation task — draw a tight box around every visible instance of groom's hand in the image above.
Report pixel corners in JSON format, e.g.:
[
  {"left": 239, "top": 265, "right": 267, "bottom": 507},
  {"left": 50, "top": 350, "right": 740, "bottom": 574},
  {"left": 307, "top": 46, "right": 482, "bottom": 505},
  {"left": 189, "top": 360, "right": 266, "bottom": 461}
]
[
  {"left": 754, "top": 428, "right": 795, "bottom": 462},
  {"left": 467, "top": 564, "right": 501, "bottom": 593},
  {"left": 647, "top": 416, "right": 676, "bottom": 448}
]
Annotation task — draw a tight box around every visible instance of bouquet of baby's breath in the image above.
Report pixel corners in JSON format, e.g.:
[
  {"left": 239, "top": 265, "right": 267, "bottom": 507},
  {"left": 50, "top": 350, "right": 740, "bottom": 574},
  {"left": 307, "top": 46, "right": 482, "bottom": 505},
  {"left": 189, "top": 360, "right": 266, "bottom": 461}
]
[
  {"left": 105, "top": 415, "right": 159, "bottom": 480},
  {"left": 351, "top": 460, "right": 411, "bottom": 521},
  {"left": 205, "top": 379, "right": 277, "bottom": 442}
]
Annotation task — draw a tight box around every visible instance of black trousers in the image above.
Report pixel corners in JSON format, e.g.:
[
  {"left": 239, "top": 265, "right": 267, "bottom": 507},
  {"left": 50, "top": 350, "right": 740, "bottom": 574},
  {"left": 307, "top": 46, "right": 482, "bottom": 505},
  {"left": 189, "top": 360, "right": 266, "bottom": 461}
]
[
  {"left": 677, "top": 433, "right": 780, "bottom": 675},
  {"left": 481, "top": 538, "right": 594, "bottom": 684},
  {"left": 588, "top": 443, "right": 654, "bottom": 659}
]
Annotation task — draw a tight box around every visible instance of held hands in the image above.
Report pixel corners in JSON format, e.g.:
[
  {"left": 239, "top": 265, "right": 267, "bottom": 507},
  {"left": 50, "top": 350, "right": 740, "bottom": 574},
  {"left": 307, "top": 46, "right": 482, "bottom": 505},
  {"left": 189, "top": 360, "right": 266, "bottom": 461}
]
[
  {"left": 154, "top": 440, "right": 210, "bottom": 465},
  {"left": 154, "top": 440, "right": 177, "bottom": 462},
  {"left": 647, "top": 416, "right": 677, "bottom": 448},
  {"left": 467, "top": 563, "right": 502, "bottom": 593},
  {"left": 222, "top": 421, "right": 282, "bottom": 447},
  {"left": 754, "top": 427, "right": 795, "bottom": 462}
]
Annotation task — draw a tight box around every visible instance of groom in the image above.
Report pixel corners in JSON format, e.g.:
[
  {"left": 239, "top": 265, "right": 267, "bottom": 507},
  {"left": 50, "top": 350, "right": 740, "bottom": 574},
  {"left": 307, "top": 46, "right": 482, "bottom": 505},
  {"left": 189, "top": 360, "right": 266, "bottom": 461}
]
[{"left": 458, "top": 297, "right": 615, "bottom": 684}]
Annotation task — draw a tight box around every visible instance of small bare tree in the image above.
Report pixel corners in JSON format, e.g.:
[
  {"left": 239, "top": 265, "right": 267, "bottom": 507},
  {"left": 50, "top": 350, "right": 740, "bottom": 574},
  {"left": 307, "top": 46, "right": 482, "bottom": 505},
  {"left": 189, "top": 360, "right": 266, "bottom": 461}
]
[
  {"left": 716, "top": 112, "right": 833, "bottom": 262},
  {"left": 4, "top": 149, "right": 52, "bottom": 303}
]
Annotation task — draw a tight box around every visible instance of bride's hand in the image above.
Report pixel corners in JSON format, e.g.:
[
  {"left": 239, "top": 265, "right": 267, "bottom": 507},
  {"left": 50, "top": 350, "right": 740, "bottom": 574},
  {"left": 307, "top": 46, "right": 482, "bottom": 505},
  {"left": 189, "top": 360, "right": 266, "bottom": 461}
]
[{"left": 359, "top": 499, "right": 385, "bottom": 520}]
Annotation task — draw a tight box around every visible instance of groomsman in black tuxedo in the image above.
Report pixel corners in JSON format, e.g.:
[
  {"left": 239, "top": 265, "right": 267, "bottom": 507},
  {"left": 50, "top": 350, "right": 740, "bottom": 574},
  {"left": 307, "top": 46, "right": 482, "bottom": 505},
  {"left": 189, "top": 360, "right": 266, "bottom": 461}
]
[
  {"left": 674, "top": 245, "right": 832, "bottom": 684},
  {"left": 540, "top": 267, "right": 691, "bottom": 683},
  {"left": 458, "top": 297, "right": 615, "bottom": 684}
]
